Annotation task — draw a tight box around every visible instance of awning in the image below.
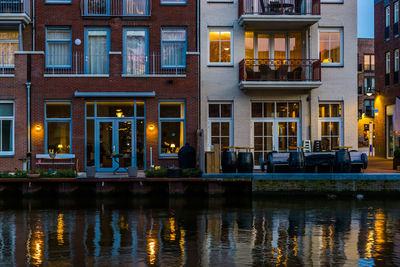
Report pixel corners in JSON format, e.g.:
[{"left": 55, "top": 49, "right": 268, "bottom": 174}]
[
  {"left": 393, "top": 97, "right": 400, "bottom": 137},
  {"left": 74, "top": 91, "right": 156, "bottom": 98}
]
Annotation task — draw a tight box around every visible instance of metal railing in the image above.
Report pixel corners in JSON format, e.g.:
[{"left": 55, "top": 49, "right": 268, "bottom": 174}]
[
  {"left": 239, "top": 0, "right": 320, "bottom": 16},
  {"left": 81, "top": 0, "right": 150, "bottom": 16},
  {"left": 0, "top": 0, "right": 30, "bottom": 15},
  {"left": 44, "top": 52, "right": 109, "bottom": 75},
  {"left": 239, "top": 58, "right": 321, "bottom": 82},
  {"left": 125, "top": 52, "right": 186, "bottom": 76},
  {"left": 0, "top": 53, "right": 15, "bottom": 75}
]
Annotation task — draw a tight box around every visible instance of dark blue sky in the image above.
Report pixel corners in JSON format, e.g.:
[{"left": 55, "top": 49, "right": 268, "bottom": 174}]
[{"left": 358, "top": 0, "right": 374, "bottom": 38}]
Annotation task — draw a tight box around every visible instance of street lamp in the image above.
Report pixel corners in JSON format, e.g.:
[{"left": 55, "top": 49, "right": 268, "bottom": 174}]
[{"left": 366, "top": 87, "right": 374, "bottom": 97}]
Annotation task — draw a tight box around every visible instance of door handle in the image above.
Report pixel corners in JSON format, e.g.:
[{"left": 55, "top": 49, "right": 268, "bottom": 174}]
[{"left": 113, "top": 145, "right": 116, "bottom": 152}]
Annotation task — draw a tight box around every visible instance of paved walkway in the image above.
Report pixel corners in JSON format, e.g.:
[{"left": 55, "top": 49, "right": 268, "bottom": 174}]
[{"left": 365, "top": 157, "right": 397, "bottom": 173}]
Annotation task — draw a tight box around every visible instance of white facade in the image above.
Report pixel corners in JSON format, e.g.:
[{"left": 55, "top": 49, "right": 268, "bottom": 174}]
[{"left": 200, "top": 0, "right": 357, "bottom": 167}]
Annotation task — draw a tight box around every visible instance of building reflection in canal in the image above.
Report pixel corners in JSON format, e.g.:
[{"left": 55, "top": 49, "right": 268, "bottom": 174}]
[{"left": 0, "top": 198, "right": 399, "bottom": 266}]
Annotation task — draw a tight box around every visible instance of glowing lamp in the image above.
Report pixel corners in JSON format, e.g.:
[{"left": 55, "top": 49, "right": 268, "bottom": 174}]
[
  {"left": 148, "top": 124, "right": 155, "bottom": 131},
  {"left": 35, "top": 125, "right": 41, "bottom": 131}
]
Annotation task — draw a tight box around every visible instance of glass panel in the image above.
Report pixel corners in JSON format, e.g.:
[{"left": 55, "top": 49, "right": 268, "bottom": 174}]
[
  {"left": 97, "top": 102, "right": 134, "bottom": 117},
  {"left": 321, "top": 137, "right": 330, "bottom": 151},
  {"left": 221, "top": 104, "right": 232, "bottom": 118},
  {"left": 160, "top": 103, "right": 182, "bottom": 118},
  {"left": 99, "top": 121, "right": 113, "bottom": 168},
  {"left": 162, "top": 29, "right": 186, "bottom": 41},
  {"left": 288, "top": 103, "right": 299, "bottom": 118},
  {"left": 136, "top": 102, "right": 144, "bottom": 117},
  {"left": 221, "top": 137, "right": 229, "bottom": 148},
  {"left": 209, "top": 104, "right": 220, "bottom": 118},
  {"left": 48, "top": 41, "right": 70, "bottom": 66},
  {"left": 0, "top": 103, "right": 13, "bottom": 116},
  {"left": 278, "top": 122, "right": 287, "bottom": 136},
  {"left": 161, "top": 121, "right": 182, "bottom": 154},
  {"left": 0, "top": 31, "right": 18, "bottom": 40},
  {"left": 319, "top": 104, "right": 329, "bottom": 117},
  {"left": 331, "top": 137, "right": 339, "bottom": 149},
  {"left": 289, "top": 32, "right": 302, "bottom": 61},
  {"left": 258, "top": 34, "right": 269, "bottom": 59},
  {"left": 220, "top": 122, "right": 230, "bottom": 136},
  {"left": 86, "top": 120, "right": 95, "bottom": 167},
  {"left": 251, "top": 103, "right": 262, "bottom": 117},
  {"left": 276, "top": 103, "right": 288, "bottom": 117},
  {"left": 211, "top": 122, "right": 219, "bottom": 136},
  {"left": 254, "top": 137, "right": 263, "bottom": 150},
  {"left": 319, "top": 41, "right": 330, "bottom": 64},
  {"left": 279, "top": 137, "right": 288, "bottom": 151},
  {"left": 211, "top": 137, "right": 219, "bottom": 146},
  {"left": 264, "top": 103, "right": 274, "bottom": 117},
  {"left": 86, "top": 102, "right": 94, "bottom": 117},
  {"left": 331, "top": 122, "right": 339, "bottom": 136},
  {"left": 330, "top": 104, "right": 342, "bottom": 117},
  {"left": 264, "top": 137, "right": 273, "bottom": 150},
  {"left": 118, "top": 121, "right": 132, "bottom": 168},
  {"left": 125, "top": 0, "right": 147, "bottom": 15},
  {"left": 288, "top": 122, "right": 297, "bottom": 136},
  {"left": 221, "top": 41, "right": 231, "bottom": 63},
  {"left": 47, "top": 122, "right": 70, "bottom": 154},
  {"left": 254, "top": 122, "right": 262, "bottom": 136},
  {"left": 245, "top": 32, "right": 254, "bottom": 60},
  {"left": 254, "top": 152, "right": 261, "bottom": 166},
  {"left": 321, "top": 122, "right": 329, "bottom": 136},
  {"left": 136, "top": 119, "right": 145, "bottom": 169},
  {"left": 264, "top": 122, "right": 273, "bottom": 136},
  {"left": 162, "top": 42, "right": 185, "bottom": 67},
  {"left": 126, "top": 30, "right": 147, "bottom": 75},
  {"left": 47, "top": 29, "right": 70, "bottom": 40},
  {"left": 46, "top": 103, "right": 71, "bottom": 118},
  {"left": 274, "top": 34, "right": 286, "bottom": 61},
  {"left": 289, "top": 137, "right": 297, "bottom": 150},
  {"left": 1, "top": 120, "right": 11, "bottom": 152},
  {"left": 87, "top": 31, "right": 107, "bottom": 74}
]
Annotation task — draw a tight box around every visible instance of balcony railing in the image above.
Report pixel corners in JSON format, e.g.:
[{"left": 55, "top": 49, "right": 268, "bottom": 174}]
[
  {"left": 44, "top": 52, "right": 109, "bottom": 75},
  {"left": 81, "top": 0, "right": 150, "bottom": 17},
  {"left": 239, "top": 0, "right": 320, "bottom": 17},
  {"left": 0, "top": 53, "right": 15, "bottom": 75},
  {"left": 239, "top": 58, "right": 321, "bottom": 82},
  {"left": 125, "top": 52, "right": 186, "bottom": 76},
  {"left": 0, "top": 0, "right": 30, "bottom": 16}
]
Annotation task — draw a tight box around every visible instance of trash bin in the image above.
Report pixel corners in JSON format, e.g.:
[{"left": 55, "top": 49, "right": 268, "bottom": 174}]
[
  {"left": 237, "top": 152, "right": 253, "bottom": 173},
  {"left": 221, "top": 150, "right": 237, "bottom": 173}
]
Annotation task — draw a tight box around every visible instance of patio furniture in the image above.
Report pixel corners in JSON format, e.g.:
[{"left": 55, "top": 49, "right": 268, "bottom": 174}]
[
  {"left": 277, "top": 65, "right": 289, "bottom": 80},
  {"left": 288, "top": 67, "right": 303, "bottom": 80},
  {"left": 268, "top": 1, "right": 294, "bottom": 14},
  {"left": 259, "top": 64, "right": 276, "bottom": 80},
  {"left": 349, "top": 151, "right": 368, "bottom": 172},
  {"left": 268, "top": 152, "right": 290, "bottom": 173},
  {"left": 304, "top": 152, "right": 335, "bottom": 173},
  {"left": 36, "top": 154, "right": 76, "bottom": 170}
]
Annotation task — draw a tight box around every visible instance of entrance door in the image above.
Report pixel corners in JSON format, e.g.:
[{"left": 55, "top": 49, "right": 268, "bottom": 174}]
[{"left": 96, "top": 120, "right": 133, "bottom": 172}]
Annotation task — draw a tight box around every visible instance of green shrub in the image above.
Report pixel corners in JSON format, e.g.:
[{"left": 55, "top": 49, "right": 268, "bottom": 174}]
[
  {"left": 145, "top": 168, "right": 168, "bottom": 178},
  {"left": 181, "top": 168, "right": 203, "bottom": 178},
  {"left": 13, "top": 171, "right": 27, "bottom": 178},
  {"left": 39, "top": 169, "right": 77, "bottom": 178},
  {"left": 0, "top": 172, "right": 11, "bottom": 178}
]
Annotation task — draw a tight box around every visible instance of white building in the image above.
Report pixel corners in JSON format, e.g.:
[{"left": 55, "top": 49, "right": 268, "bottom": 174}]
[{"left": 200, "top": 0, "right": 358, "bottom": 168}]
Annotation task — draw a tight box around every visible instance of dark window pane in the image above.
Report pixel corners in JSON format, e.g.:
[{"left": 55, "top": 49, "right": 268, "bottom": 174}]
[
  {"left": 97, "top": 102, "right": 134, "bottom": 118},
  {"left": 86, "top": 102, "right": 94, "bottom": 117},
  {"left": 1, "top": 120, "right": 11, "bottom": 152},
  {"left": 254, "top": 137, "right": 263, "bottom": 150},
  {"left": 47, "top": 121, "right": 70, "bottom": 153},
  {"left": 264, "top": 103, "right": 274, "bottom": 117},
  {"left": 136, "top": 119, "right": 145, "bottom": 169},
  {"left": 161, "top": 121, "right": 183, "bottom": 154},
  {"left": 279, "top": 137, "right": 288, "bottom": 151},
  {"left": 221, "top": 137, "right": 229, "bottom": 148},
  {"left": 221, "top": 104, "right": 232, "bottom": 118},
  {"left": 46, "top": 103, "right": 71, "bottom": 118},
  {"left": 276, "top": 103, "right": 287, "bottom": 117},
  {"left": 254, "top": 122, "right": 262, "bottom": 136},
  {"left": 264, "top": 137, "right": 273, "bottom": 150},
  {"left": 319, "top": 104, "right": 329, "bottom": 117},
  {"left": 211, "top": 122, "right": 220, "bottom": 136},
  {"left": 209, "top": 104, "right": 220, "bottom": 117},
  {"left": 221, "top": 122, "right": 230, "bottom": 136},
  {"left": 264, "top": 122, "right": 273, "bottom": 136},
  {"left": 330, "top": 104, "right": 342, "bottom": 117},
  {"left": 86, "top": 120, "right": 94, "bottom": 166},
  {"left": 289, "top": 103, "right": 299, "bottom": 118},
  {"left": 0, "top": 103, "right": 13, "bottom": 116},
  {"left": 288, "top": 122, "right": 297, "bottom": 136},
  {"left": 251, "top": 103, "right": 262, "bottom": 117},
  {"left": 136, "top": 102, "right": 145, "bottom": 117},
  {"left": 160, "top": 103, "right": 182, "bottom": 118}
]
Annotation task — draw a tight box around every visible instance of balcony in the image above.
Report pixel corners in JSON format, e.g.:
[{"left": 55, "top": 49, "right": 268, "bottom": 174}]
[
  {"left": 239, "top": 58, "right": 322, "bottom": 91},
  {"left": 238, "top": 0, "right": 320, "bottom": 30},
  {"left": 81, "top": 0, "right": 150, "bottom": 18},
  {"left": 0, "top": 53, "right": 15, "bottom": 76},
  {"left": 0, "top": 0, "right": 31, "bottom": 24}
]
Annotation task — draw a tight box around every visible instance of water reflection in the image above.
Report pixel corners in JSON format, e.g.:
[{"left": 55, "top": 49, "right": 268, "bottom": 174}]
[{"left": 0, "top": 198, "right": 399, "bottom": 266}]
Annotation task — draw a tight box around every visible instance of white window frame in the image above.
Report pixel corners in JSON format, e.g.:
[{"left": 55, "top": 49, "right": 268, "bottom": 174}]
[
  {"left": 207, "top": 28, "right": 233, "bottom": 66},
  {"left": 0, "top": 101, "right": 14, "bottom": 156},
  {"left": 207, "top": 102, "right": 234, "bottom": 151},
  {"left": 318, "top": 28, "right": 344, "bottom": 67},
  {"left": 321, "top": 0, "right": 343, "bottom": 3},
  {"left": 386, "top": 5, "right": 391, "bottom": 28},
  {"left": 318, "top": 102, "right": 344, "bottom": 150}
]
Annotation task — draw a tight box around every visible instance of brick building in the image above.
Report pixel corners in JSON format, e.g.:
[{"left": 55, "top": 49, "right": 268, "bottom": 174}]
[
  {"left": 1, "top": 0, "right": 199, "bottom": 172},
  {"left": 375, "top": 0, "right": 400, "bottom": 158},
  {"left": 357, "top": 38, "right": 375, "bottom": 149}
]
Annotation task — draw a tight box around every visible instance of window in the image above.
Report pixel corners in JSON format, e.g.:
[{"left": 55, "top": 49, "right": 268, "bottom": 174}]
[
  {"left": 45, "top": 102, "right": 71, "bottom": 154},
  {"left": 161, "top": 0, "right": 186, "bottom": 4},
  {"left": 396, "top": 49, "right": 399, "bottom": 84},
  {"left": 124, "top": 28, "right": 148, "bottom": 75},
  {"left": 0, "top": 31, "right": 19, "bottom": 68},
  {"left": 85, "top": 28, "right": 109, "bottom": 74},
  {"left": 209, "top": 30, "right": 232, "bottom": 65},
  {"left": 395, "top": 1, "right": 399, "bottom": 37},
  {"left": 208, "top": 103, "right": 233, "bottom": 152},
  {"left": 386, "top": 52, "right": 391, "bottom": 86},
  {"left": 125, "top": 0, "right": 149, "bottom": 15},
  {"left": 46, "top": 27, "right": 72, "bottom": 68},
  {"left": 319, "top": 29, "right": 343, "bottom": 66},
  {"left": 319, "top": 103, "right": 343, "bottom": 151},
  {"left": 159, "top": 102, "right": 185, "bottom": 156},
  {"left": 363, "top": 54, "right": 375, "bottom": 72},
  {"left": 386, "top": 5, "right": 390, "bottom": 40},
  {"left": 364, "top": 77, "right": 375, "bottom": 94},
  {"left": 161, "top": 28, "right": 186, "bottom": 68},
  {"left": 0, "top": 102, "right": 14, "bottom": 155},
  {"left": 364, "top": 100, "right": 374, "bottom": 118}
]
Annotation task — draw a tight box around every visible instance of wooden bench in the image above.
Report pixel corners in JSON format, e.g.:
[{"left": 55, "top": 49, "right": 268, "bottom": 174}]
[{"left": 36, "top": 154, "right": 76, "bottom": 170}]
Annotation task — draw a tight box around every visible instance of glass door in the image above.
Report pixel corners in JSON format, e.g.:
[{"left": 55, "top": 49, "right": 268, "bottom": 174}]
[
  {"left": 86, "top": 30, "right": 108, "bottom": 74},
  {"left": 96, "top": 119, "right": 134, "bottom": 172}
]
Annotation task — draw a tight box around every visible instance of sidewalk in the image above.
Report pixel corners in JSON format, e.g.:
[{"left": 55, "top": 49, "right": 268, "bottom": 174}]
[{"left": 365, "top": 157, "right": 397, "bottom": 173}]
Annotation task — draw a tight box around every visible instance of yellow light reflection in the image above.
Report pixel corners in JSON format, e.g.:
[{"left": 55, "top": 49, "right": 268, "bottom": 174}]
[
  {"left": 57, "top": 213, "right": 64, "bottom": 245},
  {"left": 179, "top": 229, "right": 186, "bottom": 266},
  {"left": 27, "top": 228, "right": 45, "bottom": 266},
  {"left": 293, "top": 236, "right": 298, "bottom": 257},
  {"left": 148, "top": 239, "right": 156, "bottom": 265},
  {"left": 365, "top": 229, "right": 374, "bottom": 258},
  {"left": 169, "top": 217, "right": 176, "bottom": 241},
  {"left": 146, "top": 222, "right": 159, "bottom": 265},
  {"left": 119, "top": 216, "right": 129, "bottom": 231},
  {"left": 374, "top": 209, "right": 385, "bottom": 254}
]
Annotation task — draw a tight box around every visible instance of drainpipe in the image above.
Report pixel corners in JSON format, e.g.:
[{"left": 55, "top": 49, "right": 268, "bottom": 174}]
[
  {"left": 25, "top": 82, "right": 31, "bottom": 168},
  {"left": 196, "top": 0, "right": 202, "bottom": 169},
  {"left": 32, "top": 0, "right": 35, "bottom": 50},
  {"left": 308, "top": 27, "right": 312, "bottom": 141}
]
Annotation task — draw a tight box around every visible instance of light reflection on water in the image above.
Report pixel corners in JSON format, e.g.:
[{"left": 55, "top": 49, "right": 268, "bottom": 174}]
[{"left": 0, "top": 197, "right": 399, "bottom": 266}]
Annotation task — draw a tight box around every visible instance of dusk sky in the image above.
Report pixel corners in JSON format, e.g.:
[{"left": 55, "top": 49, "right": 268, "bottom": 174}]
[{"left": 358, "top": 0, "right": 374, "bottom": 38}]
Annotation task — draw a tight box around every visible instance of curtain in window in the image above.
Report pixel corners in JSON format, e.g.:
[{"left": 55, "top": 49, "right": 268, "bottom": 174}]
[
  {"left": 47, "top": 29, "right": 70, "bottom": 67},
  {"left": 125, "top": 0, "right": 146, "bottom": 15},
  {"left": 0, "top": 31, "right": 18, "bottom": 66},
  {"left": 162, "top": 29, "right": 186, "bottom": 67},
  {"left": 126, "top": 30, "right": 146, "bottom": 74},
  {"left": 87, "top": 31, "right": 107, "bottom": 74}
]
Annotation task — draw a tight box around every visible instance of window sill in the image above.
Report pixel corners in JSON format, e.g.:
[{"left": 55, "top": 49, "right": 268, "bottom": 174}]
[
  {"left": 160, "top": 2, "right": 187, "bottom": 5},
  {"left": 159, "top": 154, "right": 178, "bottom": 159},
  {"left": 0, "top": 153, "right": 14, "bottom": 158},
  {"left": 207, "top": 63, "right": 234, "bottom": 67},
  {"left": 44, "top": 74, "right": 110, "bottom": 78},
  {"left": 321, "top": 64, "right": 344, "bottom": 68},
  {"left": 122, "top": 74, "right": 186, "bottom": 78}
]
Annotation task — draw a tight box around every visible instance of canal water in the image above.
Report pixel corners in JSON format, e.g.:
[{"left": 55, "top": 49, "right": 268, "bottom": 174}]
[{"left": 0, "top": 197, "right": 399, "bottom": 266}]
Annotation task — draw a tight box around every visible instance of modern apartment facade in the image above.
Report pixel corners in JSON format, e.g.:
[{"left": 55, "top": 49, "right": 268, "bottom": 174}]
[
  {"left": 200, "top": 0, "right": 357, "bottom": 167},
  {"left": 374, "top": 0, "right": 400, "bottom": 158},
  {"left": 0, "top": 0, "right": 199, "bottom": 171},
  {"left": 357, "top": 38, "right": 375, "bottom": 149}
]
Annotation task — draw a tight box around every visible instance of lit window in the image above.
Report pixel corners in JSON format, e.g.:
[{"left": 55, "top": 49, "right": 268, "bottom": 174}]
[
  {"left": 363, "top": 54, "right": 375, "bottom": 72},
  {"left": 0, "top": 102, "right": 14, "bottom": 155},
  {"left": 124, "top": 28, "right": 148, "bottom": 75},
  {"left": 209, "top": 30, "right": 232, "bottom": 64},
  {"left": 0, "top": 31, "right": 18, "bottom": 68},
  {"left": 319, "top": 103, "right": 343, "bottom": 151},
  {"left": 208, "top": 103, "right": 233, "bottom": 153},
  {"left": 319, "top": 29, "right": 343, "bottom": 66},
  {"left": 46, "top": 27, "right": 72, "bottom": 68},
  {"left": 45, "top": 102, "right": 71, "bottom": 154},
  {"left": 159, "top": 102, "right": 185, "bottom": 156}
]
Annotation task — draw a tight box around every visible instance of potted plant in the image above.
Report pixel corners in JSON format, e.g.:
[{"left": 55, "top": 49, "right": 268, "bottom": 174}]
[
  {"left": 393, "top": 148, "right": 400, "bottom": 170},
  {"left": 27, "top": 169, "right": 40, "bottom": 179}
]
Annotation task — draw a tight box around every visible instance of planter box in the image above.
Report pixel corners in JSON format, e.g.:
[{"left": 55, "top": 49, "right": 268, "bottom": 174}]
[{"left": 27, "top": 173, "right": 40, "bottom": 179}]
